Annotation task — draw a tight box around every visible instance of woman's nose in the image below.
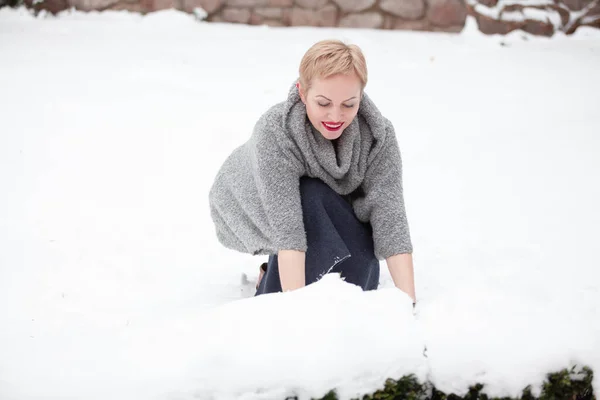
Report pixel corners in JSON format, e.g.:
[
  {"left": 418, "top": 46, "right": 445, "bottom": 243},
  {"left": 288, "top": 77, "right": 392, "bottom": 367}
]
[{"left": 328, "top": 109, "right": 342, "bottom": 122}]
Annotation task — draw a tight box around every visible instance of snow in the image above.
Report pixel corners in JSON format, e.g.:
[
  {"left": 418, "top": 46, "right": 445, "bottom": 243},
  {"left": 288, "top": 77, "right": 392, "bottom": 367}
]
[
  {"left": 1, "top": 6, "right": 600, "bottom": 400},
  {"left": 472, "top": 2, "right": 563, "bottom": 26}
]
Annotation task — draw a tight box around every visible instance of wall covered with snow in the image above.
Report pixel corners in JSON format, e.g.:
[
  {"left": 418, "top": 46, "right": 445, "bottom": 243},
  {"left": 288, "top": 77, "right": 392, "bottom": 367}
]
[{"left": 468, "top": 0, "right": 600, "bottom": 35}]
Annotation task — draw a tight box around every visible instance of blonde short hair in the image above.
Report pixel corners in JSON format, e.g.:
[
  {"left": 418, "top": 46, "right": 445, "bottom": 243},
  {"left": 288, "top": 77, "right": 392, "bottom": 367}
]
[{"left": 298, "top": 39, "right": 368, "bottom": 94}]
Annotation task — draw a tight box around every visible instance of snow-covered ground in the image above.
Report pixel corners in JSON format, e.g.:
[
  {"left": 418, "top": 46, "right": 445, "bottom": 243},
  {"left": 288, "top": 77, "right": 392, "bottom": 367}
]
[{"left": 1, "top": 7, "right": 599, "bottom": 400}]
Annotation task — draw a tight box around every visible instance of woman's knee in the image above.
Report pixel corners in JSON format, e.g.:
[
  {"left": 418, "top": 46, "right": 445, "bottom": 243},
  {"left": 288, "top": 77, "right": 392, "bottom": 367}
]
[{"left": 299, "top": 177, "right": 334, "bottom": 204}]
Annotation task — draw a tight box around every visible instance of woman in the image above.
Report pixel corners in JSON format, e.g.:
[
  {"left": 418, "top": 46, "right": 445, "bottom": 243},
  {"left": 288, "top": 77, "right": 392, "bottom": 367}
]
[{"left": 209, "top": 39, "right": 416, "bottom": 303}]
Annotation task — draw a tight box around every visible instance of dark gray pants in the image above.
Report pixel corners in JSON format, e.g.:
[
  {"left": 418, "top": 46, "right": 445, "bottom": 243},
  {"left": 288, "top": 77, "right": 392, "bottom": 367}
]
[{"left": 255, "top": 177, "right": 380, "bottom": 295}]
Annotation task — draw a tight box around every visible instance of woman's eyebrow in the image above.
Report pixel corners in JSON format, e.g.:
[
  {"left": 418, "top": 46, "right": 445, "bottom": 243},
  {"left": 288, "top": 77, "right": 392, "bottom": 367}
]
[{"left": 316, "top": 95, "right": 357, "bottom": 102}]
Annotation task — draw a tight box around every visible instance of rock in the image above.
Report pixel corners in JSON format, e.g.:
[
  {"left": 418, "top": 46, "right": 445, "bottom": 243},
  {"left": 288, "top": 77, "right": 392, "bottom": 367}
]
[
  {"left": 393, "top": 18, "right": 430, "bottom": 30},
  {"left": 501, "top": 3, "right": 567, "bottom": 28},
  {"left": 331, "top": 0, "right": 375, "bottom": 13},
  {"left": 289, "top": 4, "right": 337, "bottom": 26},
  {"left": 339, "top": 11, "right": 383, "bottom": 28},
  {"left": 477, "top": 0, "right": 497, "bottom": 7},
  {"left": 249, "top": 11, "right": 262, "bottom": 23},
  {"left": 254, "top": 6, "right": 282, "bottom": 17},
  {"left": 432, "top": 23, "right": 463, "bottom": 31},
  {"left": 68, "top": 0, "right": 118, "bottom": 11},
  {"left": 295, "top": 0, "right": 327, "bottom": 9},
  {"left": 589, "top": 1, "right": 600, "bottom": 16},
  {"left": 583, "top": 17, "right": 600, "bottom": 29},
  {"left": 152, "top": 0, "right": 178, "bottom": 10},
  {"left": 110, "top": 1, "right": 146, "bottom": 10},
  {"left": 426, "top": 0, "right": 467, "bottom": 27},
  {"left": 318, "top": 3, "right": 337, "bottom": 25},
  {"left": 183, "top": 0, "right": 222, "bottom": 13},
  {"left": 268, "top": 0, "right": 292, "bottom": 5},
  {"left": 565, "top": 1, "right": 600, "bottom": 33},
  {"left": 282, "top": 6, "right": 291, "bottom": 22},
  {"left": 250, "top": 9, "right": 284, "bottom": 24},
  {"left": 289, "top": 7, "right": 312, "bottom": 24},
  {"left": 550, "top": 4, "right": 571, "bottom": 26},
  {"left": 221, "top": 6, "right": 251, "bottom": 21},
  {"left": 262, "top": 18, "right": 285, "bottom": 25},
  {"left": 562, "top": 0, "right": 592, "bottom": 11},
  {"left": 475, "top": 12, "right": 520, "bottom": 34},
  {"left": 383, "top": 14, "right": 394, "bottom": 28},
  {"left": 250, "top": 14, "right": 286, "bottom": 25},
  {"left": 522, "top": 19, "right": 555, "bottom": 36},
  {"left": 380, "top": 0, "right": 425, "bottom": 20},
  {"left": 24, "top": 0, "right": 68, "bottom": 14},
  {"left": 225, "top": 0, "right": 267, "bottom": 7}
]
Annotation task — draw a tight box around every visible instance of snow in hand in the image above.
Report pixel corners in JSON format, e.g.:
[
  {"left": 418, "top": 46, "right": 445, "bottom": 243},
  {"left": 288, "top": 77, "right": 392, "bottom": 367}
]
[{"left": 0, "top": 7, "right": 599, "bottom": 400}]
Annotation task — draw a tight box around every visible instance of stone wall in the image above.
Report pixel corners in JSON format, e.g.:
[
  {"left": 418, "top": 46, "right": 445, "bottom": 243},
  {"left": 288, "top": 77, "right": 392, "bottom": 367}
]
[
  {"left": 205, "top": 0, "right": 468, "bottom": 32},
  {"left": 24, "top": 0, "right": 469, "bottom": 32},
  {"left": 21, "top": 0, "right": 600, "bottom": 35}
]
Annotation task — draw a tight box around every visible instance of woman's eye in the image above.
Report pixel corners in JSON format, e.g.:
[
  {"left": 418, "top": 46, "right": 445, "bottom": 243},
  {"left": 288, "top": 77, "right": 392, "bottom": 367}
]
[{"left": 316, "top": 102, "right": 354, "bottom": 108}]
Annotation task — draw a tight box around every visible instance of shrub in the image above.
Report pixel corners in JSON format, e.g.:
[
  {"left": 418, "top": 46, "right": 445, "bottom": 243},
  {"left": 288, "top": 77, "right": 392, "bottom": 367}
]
[
  {"left": 287, "top": 366, "right": 596, "bottom": 400},
  {"left": 0, "top": 0, "right": 23, "bottom": 7}
]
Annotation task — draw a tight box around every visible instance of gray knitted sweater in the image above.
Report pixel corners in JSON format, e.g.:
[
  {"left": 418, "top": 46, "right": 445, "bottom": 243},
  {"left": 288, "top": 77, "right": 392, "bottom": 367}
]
[{"left": 209, "top": 82, "right": 412, "bottom": 260}]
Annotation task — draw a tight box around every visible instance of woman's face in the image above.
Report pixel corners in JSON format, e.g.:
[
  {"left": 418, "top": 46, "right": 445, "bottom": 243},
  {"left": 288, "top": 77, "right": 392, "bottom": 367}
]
[{"left": 299, "top": 73, "right": 362, "bottom": 141}]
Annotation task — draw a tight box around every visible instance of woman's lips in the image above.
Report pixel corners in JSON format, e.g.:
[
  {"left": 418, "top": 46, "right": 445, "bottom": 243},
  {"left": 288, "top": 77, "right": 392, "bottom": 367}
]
[{"left": 322, "top": 122, "right": 344, "bottom": 132}]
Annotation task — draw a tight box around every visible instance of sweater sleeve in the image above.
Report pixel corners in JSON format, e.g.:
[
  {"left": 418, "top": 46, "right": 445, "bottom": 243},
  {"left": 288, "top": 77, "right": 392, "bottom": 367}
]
[
  {"left": 355, "top": 119, "right": 413, "bottom": 260},
  {"left": 251, "top": 124, "right": 308, "bottom": 253}
]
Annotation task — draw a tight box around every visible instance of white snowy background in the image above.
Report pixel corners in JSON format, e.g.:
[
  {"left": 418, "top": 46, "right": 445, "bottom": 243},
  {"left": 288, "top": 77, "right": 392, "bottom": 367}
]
[{"left": 1, "top": 7, "right": 599, "bottom": 400}]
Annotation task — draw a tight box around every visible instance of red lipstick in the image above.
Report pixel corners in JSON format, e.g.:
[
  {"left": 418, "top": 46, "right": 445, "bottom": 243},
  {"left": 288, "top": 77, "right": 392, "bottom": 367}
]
[{"left": 322, "top": 122, "right": 344, "bottom": 132}]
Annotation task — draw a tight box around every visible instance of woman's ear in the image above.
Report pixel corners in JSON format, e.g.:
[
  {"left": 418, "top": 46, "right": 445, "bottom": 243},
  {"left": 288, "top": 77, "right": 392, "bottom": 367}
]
[{"left": 297, "top": 82, "right": 306, "bottom": 104}]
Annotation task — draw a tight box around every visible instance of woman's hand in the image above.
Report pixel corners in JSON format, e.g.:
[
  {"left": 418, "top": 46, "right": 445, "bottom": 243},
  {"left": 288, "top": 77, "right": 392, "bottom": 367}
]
[
  {"left": 386, "top": 253, "right": 416, "bottom": 303},
  {"left": 256, "top": 263, "right": 267, "bottom": 290},
  {"left": 278, "top": 249, "right": 306, "bottom": 291}
]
